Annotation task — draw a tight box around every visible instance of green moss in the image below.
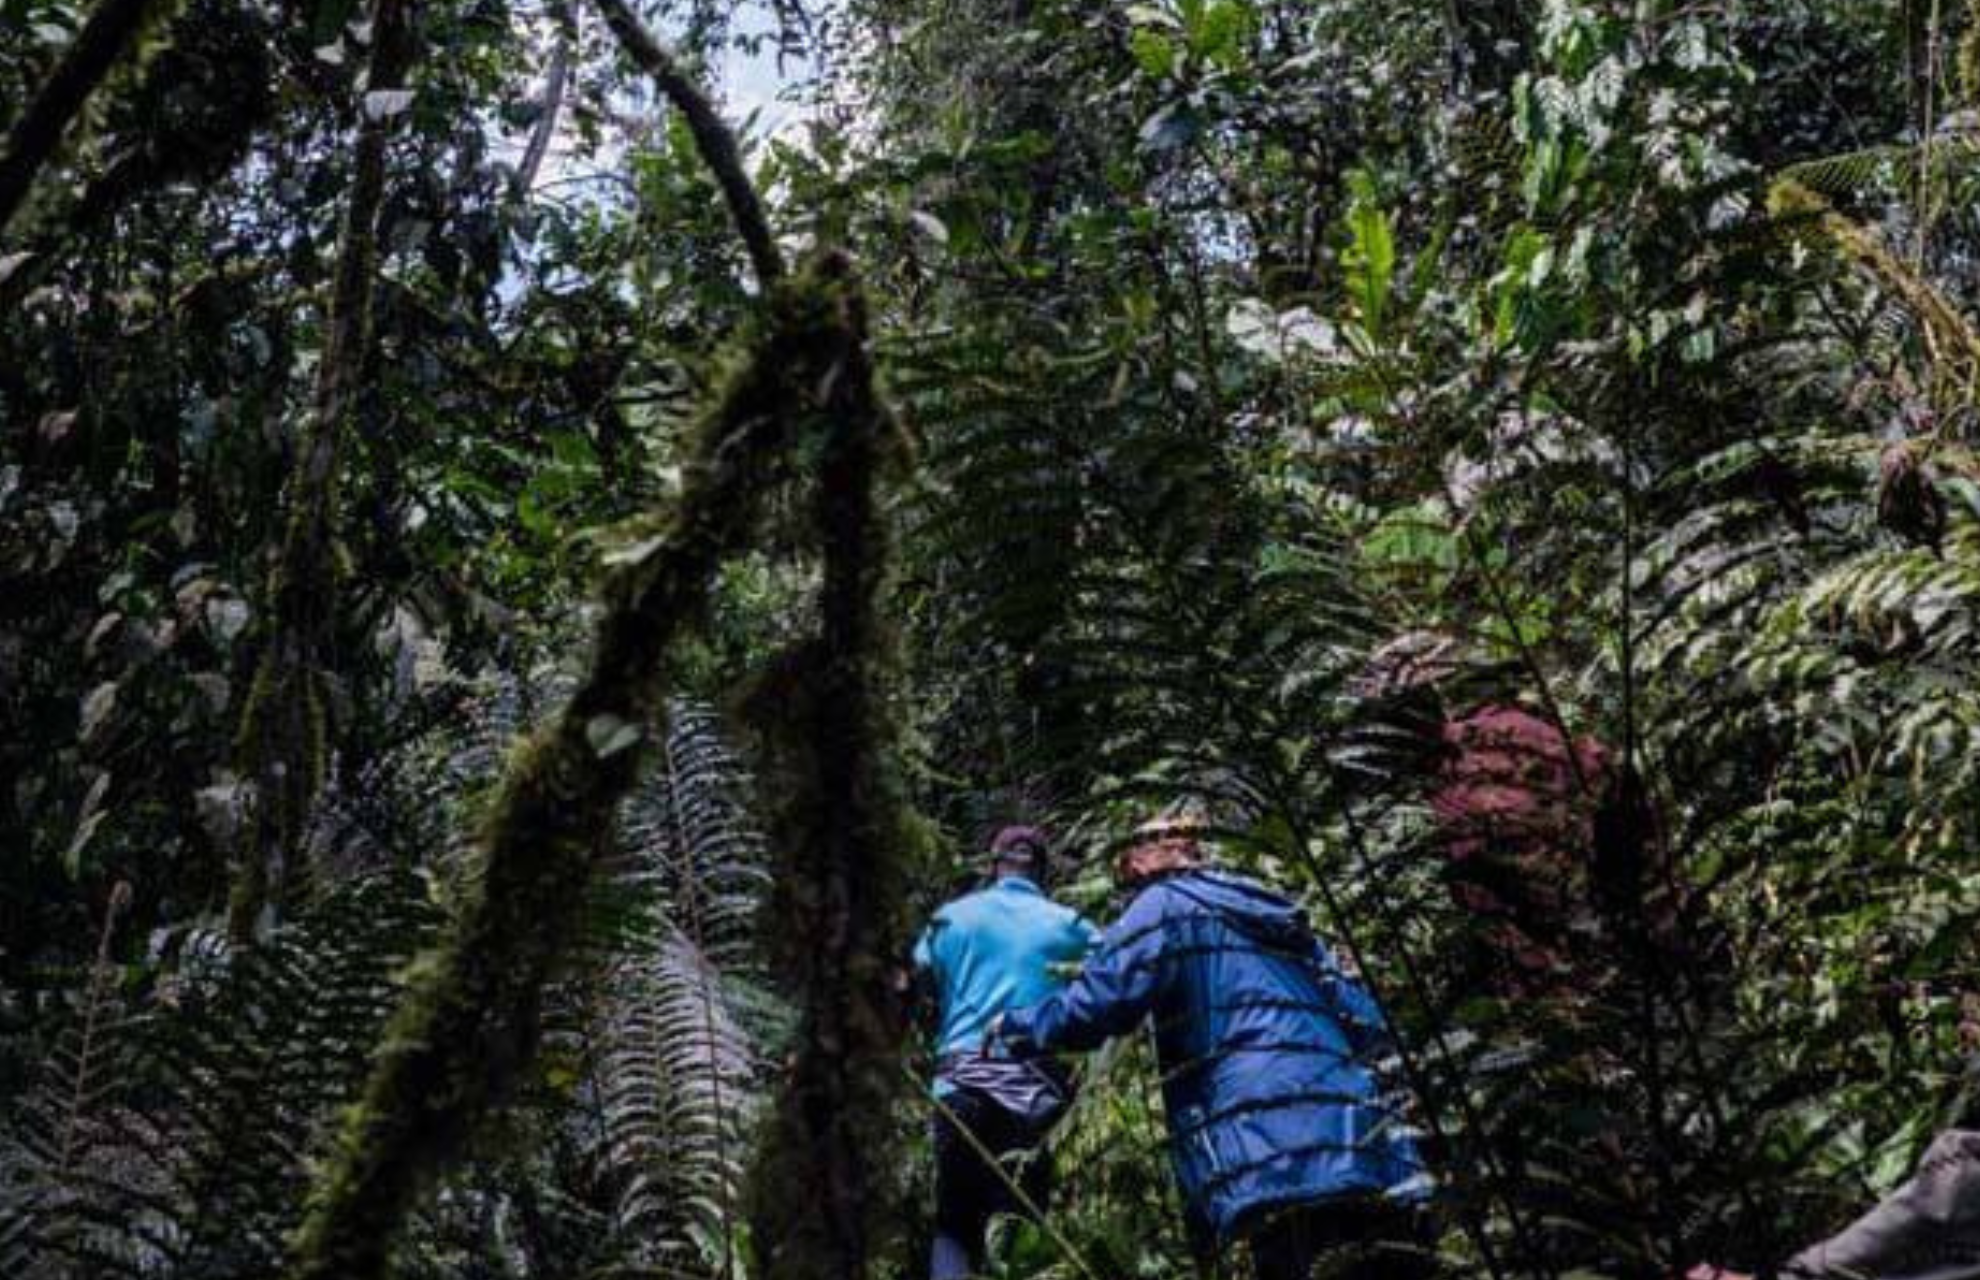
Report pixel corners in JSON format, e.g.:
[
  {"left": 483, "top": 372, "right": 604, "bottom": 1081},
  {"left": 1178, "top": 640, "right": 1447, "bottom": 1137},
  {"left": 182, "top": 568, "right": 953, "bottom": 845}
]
[
  {"left": 227, "top": 648, "right": 329, "bottom": 938},
  {"left": 1963, "top": 0, "right": 1980, "bottom": 105}
]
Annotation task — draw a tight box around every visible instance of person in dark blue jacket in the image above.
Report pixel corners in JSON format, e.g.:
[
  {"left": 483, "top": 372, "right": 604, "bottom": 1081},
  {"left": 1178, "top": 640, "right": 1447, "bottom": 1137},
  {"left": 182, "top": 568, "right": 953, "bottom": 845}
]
[{"left": 994, "top": 814, "right": 1433, "bottom": 1280}]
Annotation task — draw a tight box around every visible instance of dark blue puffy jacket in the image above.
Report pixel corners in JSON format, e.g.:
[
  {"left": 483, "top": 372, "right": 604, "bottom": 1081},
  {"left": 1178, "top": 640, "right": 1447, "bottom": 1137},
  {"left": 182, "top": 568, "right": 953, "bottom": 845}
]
[{"left": 1000, "top": 869, "right": 1428, "bottom": 1246}]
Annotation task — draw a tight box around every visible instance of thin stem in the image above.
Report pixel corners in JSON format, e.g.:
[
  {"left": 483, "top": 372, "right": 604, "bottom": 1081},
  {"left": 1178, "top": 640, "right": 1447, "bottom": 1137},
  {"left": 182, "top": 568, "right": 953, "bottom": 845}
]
[
  {"left": 230, "top": 0, "right": 417, "bottom": 940},
  {"left": 1917, "top": 0, "right": 1944, "bottom": 269}
]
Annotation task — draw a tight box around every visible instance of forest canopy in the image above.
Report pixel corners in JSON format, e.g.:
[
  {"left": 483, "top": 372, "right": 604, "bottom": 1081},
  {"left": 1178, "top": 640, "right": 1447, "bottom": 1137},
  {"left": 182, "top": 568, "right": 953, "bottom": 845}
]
[{"left": 3, "top": 0, "right": 1980, "bottom": 1277}]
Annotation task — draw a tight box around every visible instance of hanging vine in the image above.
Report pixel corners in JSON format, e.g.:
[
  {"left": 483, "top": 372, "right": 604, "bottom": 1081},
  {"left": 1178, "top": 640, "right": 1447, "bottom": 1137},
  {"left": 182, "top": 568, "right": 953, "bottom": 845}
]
[
  {"left": 227, "top": 0, "right": 416, "bottom": 939},
  {"left": 742, "top": 263, "right": 921, "bottom": 1280}
]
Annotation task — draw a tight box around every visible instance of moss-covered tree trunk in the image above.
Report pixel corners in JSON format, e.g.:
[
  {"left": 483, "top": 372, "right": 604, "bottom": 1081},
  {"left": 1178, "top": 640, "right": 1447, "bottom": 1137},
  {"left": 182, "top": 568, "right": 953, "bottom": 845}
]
[
  {"left": 228, "top": 0, "right": 415, "bottom": 940},
  {"left": 745, "top": 276, "right": 918, "bottom": 1280},
  {"left": 0, "top": 0, "right": 186, "bottom": 238}
]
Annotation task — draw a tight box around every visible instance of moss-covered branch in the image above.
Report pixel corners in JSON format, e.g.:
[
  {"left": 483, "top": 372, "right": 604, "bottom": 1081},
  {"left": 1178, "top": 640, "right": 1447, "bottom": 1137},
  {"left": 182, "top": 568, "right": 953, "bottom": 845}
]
[
  {"left": 228, "top": 0, "right": 415, "bottom": 940},
  {"left": 0, "top": 0, "right": 186, "bottom": 239},
  {"left": 1770, "top": 177, "right": 1980, "bottom": 408},
  {"left": 285, "top": 256, "right": 875, "bottom": 1280},
  {"left": 593, "top": 0, "right": 785, "bottom": 287},
  {"left": 744, "top": 269, "right": 922, "bottom": 1279}
]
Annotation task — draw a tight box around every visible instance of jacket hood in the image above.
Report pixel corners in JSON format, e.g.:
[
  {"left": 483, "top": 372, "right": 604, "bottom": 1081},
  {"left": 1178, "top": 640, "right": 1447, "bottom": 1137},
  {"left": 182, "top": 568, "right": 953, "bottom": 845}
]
[{"left": 1165, "top": 869, "right": 1311, "bottom": 949}]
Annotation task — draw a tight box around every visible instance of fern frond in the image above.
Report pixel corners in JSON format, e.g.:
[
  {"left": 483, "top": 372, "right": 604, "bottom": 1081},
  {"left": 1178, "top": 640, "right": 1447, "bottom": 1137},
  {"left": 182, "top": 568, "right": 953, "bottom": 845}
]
[
  {"left": 577, "top": 698, "right": 772, "bottom": 1278},
  {"left": 1777, "top": 136, "right": 1980, "bottom": 208},
  {"left": 0, "top": 873, "right": 437, "bottom": 1279},
  {"left": 594, "top": 929, "right": 759, "bottom": 1273}
]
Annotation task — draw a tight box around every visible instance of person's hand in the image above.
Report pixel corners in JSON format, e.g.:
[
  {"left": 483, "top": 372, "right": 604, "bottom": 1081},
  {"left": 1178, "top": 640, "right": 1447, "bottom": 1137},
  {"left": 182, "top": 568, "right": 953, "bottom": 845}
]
[
  {"left": 984, "top": 1013, "right": 1035, "bottom": 1058},
  {"left": 1685, "top": 1265, "right": 1754, "bottom": 1280},
  {"left": 983, "top": 1013, "right": 1010, "bottom": 1056}
]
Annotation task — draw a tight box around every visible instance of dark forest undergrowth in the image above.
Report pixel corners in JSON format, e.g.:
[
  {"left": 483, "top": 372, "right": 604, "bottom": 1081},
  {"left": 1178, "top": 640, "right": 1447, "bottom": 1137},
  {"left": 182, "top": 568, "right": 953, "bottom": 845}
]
[{"left": 4, "top": 1, "right": 1980, "bottom": 1277}]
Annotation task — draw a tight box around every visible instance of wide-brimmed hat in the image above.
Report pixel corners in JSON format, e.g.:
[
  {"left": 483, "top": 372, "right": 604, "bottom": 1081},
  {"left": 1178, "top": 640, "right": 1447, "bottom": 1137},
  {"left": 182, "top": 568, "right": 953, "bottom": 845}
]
[
  {"left": 1128, "top": 804, "right": 1208, "bottom": 847},
  {"left": 1112, "top": 807, "right": 1208, "bottom": 883}
]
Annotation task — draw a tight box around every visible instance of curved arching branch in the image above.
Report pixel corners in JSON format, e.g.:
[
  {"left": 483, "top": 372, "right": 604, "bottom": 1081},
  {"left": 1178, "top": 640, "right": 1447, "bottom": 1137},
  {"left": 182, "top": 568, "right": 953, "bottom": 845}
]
[
  {"left": 593, "top": 0, "right": 786, "bottom": 288},
  {"left": 0, "top": 0, "right": 186, "bottom": 239},
  {"left": 285, "top": 255, "right": 875, "bottom": 1280},
  {"left": 286, "top": 24, "right": 835, "bottom": 1274}
]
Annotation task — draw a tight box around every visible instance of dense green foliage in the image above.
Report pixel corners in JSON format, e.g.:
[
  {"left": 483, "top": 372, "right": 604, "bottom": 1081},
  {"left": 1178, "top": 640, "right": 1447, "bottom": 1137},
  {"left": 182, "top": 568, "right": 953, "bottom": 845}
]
[{"left": 3, "top": 0, "right": 1979, "bottom": 1276}]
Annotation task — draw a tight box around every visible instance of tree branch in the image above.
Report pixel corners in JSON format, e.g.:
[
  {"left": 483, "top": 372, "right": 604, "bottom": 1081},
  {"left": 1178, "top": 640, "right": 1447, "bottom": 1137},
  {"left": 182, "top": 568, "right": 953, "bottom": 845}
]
[
  {"left": 592, "top": 0, "right": 785, "bottom": 287},
  {"left": 512, "top": 2, "right": 573, "bottom": 197},
  {"left": 0, "top": 0, "right": 185, "bottom": 239}
]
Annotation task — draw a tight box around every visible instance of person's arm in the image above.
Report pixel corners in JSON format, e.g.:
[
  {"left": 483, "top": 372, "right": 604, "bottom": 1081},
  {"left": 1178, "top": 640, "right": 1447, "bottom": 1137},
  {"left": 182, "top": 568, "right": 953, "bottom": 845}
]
[
  {"left": 1779, "top": 1128, "right": 1980, "bottom": 1279},
  {"left": 1001, "top": 891, "right": 1170, "bottom": 1055},
  {"left": 1689, "top": 1129, "right": 1980, "bottom": 1280}
]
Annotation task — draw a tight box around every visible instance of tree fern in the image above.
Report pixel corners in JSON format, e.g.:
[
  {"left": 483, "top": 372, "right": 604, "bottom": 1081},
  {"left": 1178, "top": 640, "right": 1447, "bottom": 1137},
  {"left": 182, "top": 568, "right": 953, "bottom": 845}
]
[{"left": 1618, "top": 415, "right": 1980, "bottom": 1257}]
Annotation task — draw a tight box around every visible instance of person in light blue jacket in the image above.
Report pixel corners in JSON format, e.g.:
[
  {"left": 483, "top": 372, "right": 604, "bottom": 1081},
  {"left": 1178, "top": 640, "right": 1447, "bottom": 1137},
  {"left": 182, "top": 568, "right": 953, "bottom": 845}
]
[
  {"left": 912, "top": 825, "right": 1097, "bottom": 1279},
  {"left": 995, "top": 814, "right": 1433, "bottom": 1280}
]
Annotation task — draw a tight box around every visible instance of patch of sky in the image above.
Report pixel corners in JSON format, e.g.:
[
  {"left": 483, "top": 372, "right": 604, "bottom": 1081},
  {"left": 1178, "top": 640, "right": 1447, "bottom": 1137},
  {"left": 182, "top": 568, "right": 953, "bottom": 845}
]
[{"left": 508, "top": 0, "right": 817, "bottom": 204}]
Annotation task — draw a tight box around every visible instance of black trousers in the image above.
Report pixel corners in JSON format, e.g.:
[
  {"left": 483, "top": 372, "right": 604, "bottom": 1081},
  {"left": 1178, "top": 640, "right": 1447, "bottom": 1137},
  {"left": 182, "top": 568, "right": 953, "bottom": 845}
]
[
  {"left": 932, "top": 1086, "right": 1054, "bottom": 1276},
  {"left": 1237, "top": 1198, "right": 1438, "bottom": 1280}
]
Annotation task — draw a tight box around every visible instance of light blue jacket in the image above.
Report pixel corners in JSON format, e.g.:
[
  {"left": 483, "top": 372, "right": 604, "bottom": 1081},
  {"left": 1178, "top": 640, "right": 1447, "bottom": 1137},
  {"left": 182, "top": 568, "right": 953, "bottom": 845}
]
[{"left": 913, "top": 877, "right": 1097, "bottom": 1073}]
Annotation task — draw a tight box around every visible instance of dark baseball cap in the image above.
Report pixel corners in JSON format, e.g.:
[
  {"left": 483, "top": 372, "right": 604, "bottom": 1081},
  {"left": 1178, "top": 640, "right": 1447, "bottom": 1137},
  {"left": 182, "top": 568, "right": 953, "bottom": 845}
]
[{"left": 988, "top": 825, "right": 1048, "bottom": 866}]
